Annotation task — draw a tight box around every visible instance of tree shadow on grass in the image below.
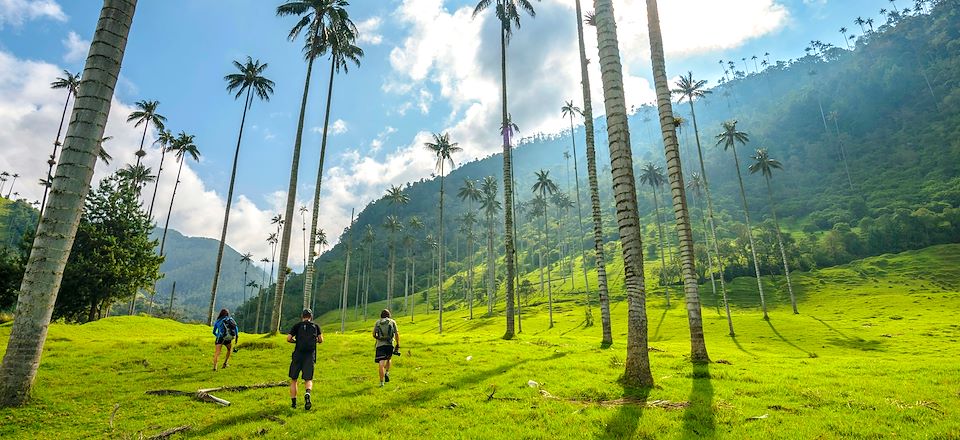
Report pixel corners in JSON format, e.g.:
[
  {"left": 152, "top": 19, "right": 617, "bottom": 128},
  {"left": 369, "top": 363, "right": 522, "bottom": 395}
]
[
  {"left": 765, "top": 320, "right": 815, "bottom": 357},
  {"left": 682, "top": 363, "right": 715, "bottom": 439},
  {"left": 596, "top": 386, "right": 651, "bottom": 439},
  {"left": 652, "top": 307, "right": 670, "bottom": 341},
  {"left": 183, "top": 405, "right": 287, "bottom": 438},
  {"left": 729, "top": 335, "right": 755, "bottom": 357},
  {"left": 810, "top": 315, "right": 853, "bottom": 340}
]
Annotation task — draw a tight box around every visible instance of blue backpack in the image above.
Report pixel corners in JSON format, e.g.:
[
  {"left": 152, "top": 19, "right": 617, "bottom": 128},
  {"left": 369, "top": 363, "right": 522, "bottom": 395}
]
[{"left": 215, "top": 317, "right": 238, "bottom": 343}]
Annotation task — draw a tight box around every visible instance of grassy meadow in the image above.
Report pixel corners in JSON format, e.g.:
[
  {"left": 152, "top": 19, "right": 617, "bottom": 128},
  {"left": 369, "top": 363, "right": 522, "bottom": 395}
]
[{"left": 2, "top": 245, "right": 959, "bottom": 439}]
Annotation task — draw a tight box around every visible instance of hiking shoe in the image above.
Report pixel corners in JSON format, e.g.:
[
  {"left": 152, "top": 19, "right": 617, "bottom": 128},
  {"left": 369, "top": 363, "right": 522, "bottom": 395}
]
[
  {"left": 222, "top": 362, "right": 229, "bottom": 369},
  {"left": 304, "top": 394, "right": 312, "bottom": 411},
  {"left": 384, "top": 372, "right": 390, "bottom": 383},
  {"left": 379, "top": 382, "right": 384, "bottom": 387}
]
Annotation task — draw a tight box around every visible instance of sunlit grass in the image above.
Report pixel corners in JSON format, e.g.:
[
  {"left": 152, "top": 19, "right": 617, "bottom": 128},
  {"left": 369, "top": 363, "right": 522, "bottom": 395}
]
[{"left": 2, "top": 245, "right": 959, "bottom": 439}]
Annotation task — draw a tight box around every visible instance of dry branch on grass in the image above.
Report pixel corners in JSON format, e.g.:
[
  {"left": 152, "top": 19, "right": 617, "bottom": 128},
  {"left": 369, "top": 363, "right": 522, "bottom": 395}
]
[
  {"left": 147, "top": 425, "right": 191, "bottom": 439},
  {"left": 146, "top": 381, "right": 287, "bottom": 407}
]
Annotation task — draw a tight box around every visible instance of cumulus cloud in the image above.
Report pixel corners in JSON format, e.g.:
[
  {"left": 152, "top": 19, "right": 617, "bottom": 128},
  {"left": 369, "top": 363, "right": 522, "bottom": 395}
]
[
  {"left": 355, "top": 16, "right": 384, "bottom": 45},
  {"left": 62, "top": 31, "right": 89, "bottom": 63},
  {"left": 0, "top": 50, "right": 314, "bottom": 271},
  {"left": 331, "top": 118, "right": 347, "bottom": 135},
  {"left": 0, "top": 0, "right": 66, "bottom": 28}
]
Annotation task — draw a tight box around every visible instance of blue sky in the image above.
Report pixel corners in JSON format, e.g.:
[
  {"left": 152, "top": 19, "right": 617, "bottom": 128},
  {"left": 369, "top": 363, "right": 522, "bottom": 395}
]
[{"left": 0, "top": 0, "right": 889, "bottom": 268}]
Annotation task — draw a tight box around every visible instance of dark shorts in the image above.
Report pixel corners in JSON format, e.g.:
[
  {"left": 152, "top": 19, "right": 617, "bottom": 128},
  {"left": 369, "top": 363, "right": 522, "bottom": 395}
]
[
  {"left": 215, "top": 336, "right": 233, "bottom": 346},
  {"left": 375, "top": 345, "right": 394, "bottom": 363},
  {"left": 289, "top": 351, "right": 316, "bottom": 381}
]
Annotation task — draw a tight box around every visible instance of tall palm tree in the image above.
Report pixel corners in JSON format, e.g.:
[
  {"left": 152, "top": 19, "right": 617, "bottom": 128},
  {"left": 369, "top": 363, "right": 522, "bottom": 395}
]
[
  {"left": 273, "top": 0, "right": 356, "bottom": 334},
  {"left": 749, "top": 148, "right": 797, "bottom": 314},
  {"left": 686, "top": 173, "right": 719, "bottom": 312},
  {"left": 239, "top": 252, "right": 253, "bottom": 328},
  {"left": 304, "top": 14, "right": 363, "bottom": 313},
  {"left": 561, "top": 100, "right": 593, "bottom": 309},
  {"left": 424, "top": 132, "right": 461, "bottom": 334},
  {"left": 827, "top": 111, "right": 854, "bottom": 192},
  {"left": 159, "top": 132, "right": 200, "bottom": 257},
  {"left": 256, "top": 257, "right": 269, "bottom": 333},
  {"left": 340, "top": 210, "right": 355, "bottom": 332},
  {"left": 591, "top": 0, "right": 654, "bottom": 388},
  {"left": 41, "top": 71, "right": 81, "bottom": 218},
  {"left": 854, "top": 17, "right": 866, "bottom": 34},
  {"left": 383, "top": 185, "right": 409, "bottom": 306},
  {"left": 532, "top": 169, "right": 558, "bottom": 327},
  {"left": 407, "top": 217, "right": 423, "bottom": 321},
  {"left": 576, "top": 1, "right": 612, "bottom": 345},
  {"left": 126, "top": 100, "right": 166, "bottom": 168},
  {"left": 716, "top": 120, "right": 768, "bottom": 320},
  {"left": 361, "top": 224, "right": 375, "bottom": 320},
  {"left": 645, "top": 0, "right": 712, "bottom": 364},
  {"left": 208, "top": 56, "right": 275, "bottom": 325},
  {"left": 673, "top": 71, "right": 733, "bottom": 336},
  {"left": 383, "top": 214, "right": 403, "bottom": 304},
  {"left": 299, "top": 205, "right": 309, "bottom": 270},
  {"left": 0, "top": 0, "right": 138, "bottom": 407},
  {"left": 472, "top": 0, "right": 538, "bottom": 340},
  {"left": 639, "top": 162, "right": 670, "bottom": 307},
  {"left": 480, "top": 176, "right": 501, "bottom": 316},
  {"left": 457, "top": 179, "right": 482, "bottom": 319},
  {"left": 146, "top": 129, "right": 174, "bottom": 220},
  {"left": 839, "top": 27, "right": 851, "bottom": 49},
  {"left": 4, "top": 173, "right": 19, "bottom": 199},
  {"left": 461, "top": 212, "right": 478, "bottom": 318},
  {"left": 244, "top": 280, "right": 258, "bottom": 332}
]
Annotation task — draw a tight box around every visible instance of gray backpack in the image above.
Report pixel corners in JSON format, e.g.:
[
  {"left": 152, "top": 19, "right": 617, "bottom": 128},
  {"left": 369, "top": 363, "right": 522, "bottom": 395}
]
[{"left": 374, "top": 319, "right": 394, "bottom": 342}]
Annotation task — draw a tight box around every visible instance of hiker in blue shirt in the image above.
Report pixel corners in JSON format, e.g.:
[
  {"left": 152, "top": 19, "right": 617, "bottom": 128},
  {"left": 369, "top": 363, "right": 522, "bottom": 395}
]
[
  {"left": 287, "top": 308, "right": 322, "bottom": 410},
  {"left": 373, "top": 309, "right": 400, "bottom": 387},
  {"left": 212, "top": 308, "right": 239, "bottom": 371}
]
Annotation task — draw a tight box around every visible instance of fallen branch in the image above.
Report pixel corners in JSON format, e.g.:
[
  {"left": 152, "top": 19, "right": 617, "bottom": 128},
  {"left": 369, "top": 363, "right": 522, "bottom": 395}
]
[
  {"left": 109, "top": 403, "right": 120, "bottom": 429},
  {"left": 197, "top": 381, "right": 287, "bottom": 394},
  {"left": 147, "top": 425, "right": 191, "bottom": 440},
  {"left": 146, "top": 381, "right": 287, "bottom": 406},
  {"left": 197, "top": 392, "right": 231, "bottom": 406}
]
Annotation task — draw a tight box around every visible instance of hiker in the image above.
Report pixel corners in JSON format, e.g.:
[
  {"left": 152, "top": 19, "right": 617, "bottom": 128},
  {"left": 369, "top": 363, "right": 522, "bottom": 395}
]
[
  {"left": 373, "top": 309, "right": 400, "bottom": 387},
  {"left": 287, "top": 308, "right": 322, "bottom": 410},
  {"left": 212, "top": 308, "right": 239, "bottom": 371}
]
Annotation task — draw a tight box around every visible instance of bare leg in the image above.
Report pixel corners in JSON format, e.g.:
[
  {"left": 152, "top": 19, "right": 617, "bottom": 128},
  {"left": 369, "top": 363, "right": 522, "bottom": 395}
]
[
  {"left": 378, "top": 361, "right": 386, "bottom": 383},
  {"left": 385, "top": 359, "right": 391, "bottom": 374},
  {"left": 289, "top": 380, "right": 298, "bottom": 398},
  {"left": 222, "top": 343, "right": 232, "bottom": 367},
  {"left": 212, "top": 344, "right": 222, "bottom": 371},
  {"left": 304, "top": 380, "right": 312, "bottom": 393}
]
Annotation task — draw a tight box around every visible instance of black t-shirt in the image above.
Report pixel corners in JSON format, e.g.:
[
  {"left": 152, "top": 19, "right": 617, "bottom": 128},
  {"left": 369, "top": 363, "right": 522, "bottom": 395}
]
[{"left": 288, "top": 321, "right": 322, "bottom": 353}]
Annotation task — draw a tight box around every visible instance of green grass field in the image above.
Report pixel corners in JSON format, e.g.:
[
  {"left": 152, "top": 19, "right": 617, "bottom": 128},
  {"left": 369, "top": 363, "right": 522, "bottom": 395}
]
[{"left": 2, "top": 245, "right": 959, "bottom": 439}]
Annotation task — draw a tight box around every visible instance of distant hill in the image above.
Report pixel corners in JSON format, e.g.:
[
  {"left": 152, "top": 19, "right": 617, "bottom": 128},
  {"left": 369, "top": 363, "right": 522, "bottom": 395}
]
[
  {"left": 0, "top": 197, "right": 38, "bottom": 251},
  {"left": 149, "top": 228, "right": 266, "bottom": 321}
]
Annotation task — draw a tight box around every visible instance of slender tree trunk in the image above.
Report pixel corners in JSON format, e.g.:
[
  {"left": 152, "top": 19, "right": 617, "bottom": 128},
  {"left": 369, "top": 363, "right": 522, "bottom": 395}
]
[
  {"left": 271, "top": 52, "right": 318, "bottom": 334},
  {"left": 410, "top": 254, "right": 416, "bottom": 322},
  {"left": 438, "top": 166, "right": 445, "bottom": 333},
  {"left": 240, "top": 266, "right": 248, "bottom": 329},
  {"left": 146, "top": 141, "right": 167, "bottom": 220},
  {"left": 593, "top": 0, "right": 654, "bottom": 388},
  {"left": 0, "top": 0, "right": 137, "bottom": 407},
  {"left": 569, "top": 115, "right": 593, "bottom": 322},
  {"left": 645, "top": 0, "right": 709, "bottom": 362},
  {"left": 208, "top": 88, "right": 253, "bottom": 325},
  {"left": 134, "top": 118, "right": 148, "bottom": 168},
  {"left": 731, "top": 143, "right": 768, "bottom": 319},
  {"left": 168, "top": 282, "right": 177, "bottom": 318},
  {"left": 39, "top": 90, "right": 72, "bottom": 228},
  {"left": 499, "top": 23, "right": 516, "bottom": 339},
  {"left": 354, "top": 249, "right": 363, "bottom": 319},
  {"left": 388, "top": 237, "right": 395, "bottom": 304},
  {"left": 766, "top": 177, "right": 797, "bottom": 314},
  {"left": 577, "top": 0, "right": 612, "bottom": 345},
  {"left": 687, "top": 94, "right": 734, "bottom": 336},
  {"left": 486, "top": 216, "right": 495, "bottom": 317},
  {"left": 694, "top": 190, "right": 720, "bottom": 314},
  {"left": 544, "top": 211, "right": 554, "bottom": 328},
  {"left": 831, "top": 116, "right": 854, "bottom": 192},
  {"left": 467, "top": 232, "right": 473, "bottom": 319},
  {"left": 340, "top": 210, "right": 354, "bottom": 332},
  {"left": 304, "top": 57, "right": 337, "bottom": 311},
  {"left": 159, "top": 159, "right": 184, "bottom": 257},
  {"left": 403, "top": 248, "right": 410, "bottom": 312},
  {"left": 651, "top": 186, "right": 670, "bottom": 306}
]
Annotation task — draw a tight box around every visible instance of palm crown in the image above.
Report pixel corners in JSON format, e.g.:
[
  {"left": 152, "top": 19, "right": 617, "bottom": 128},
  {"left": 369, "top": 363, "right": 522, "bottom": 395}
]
[
  {"left": 384, "top": 185, "right": 410, "bottom": 206},
  {"left": 277, "top": 0, "right": 357, "bottom": 61},
  {"left": 639, "top": 162, "right": 666, "bottom": 188},
  {"left": 224, "top": 56, "right": 276, "bottom": 104},
  {"left": 424, "top": 133, "right": 462, "bottom": 174},
  {"left": 457, "top": 179, "right": 482, "bottom": 203},
  {"left": 50, "top": 70, "right": 81, "bottom": 97},
  {"left": 170, "top": 132, "right": 200, "bottom": 162},
  {"left": 716, "top": 120, "right": 749, "bottom": 151},
  {"left": 748, "top": 148, "right": 783, "bottom": 179},
  {"left": 561, "top": 100, "right": 582, "bottom": 119},
  {"left": 472, "top": 0, "right": 538, "bottom": 41},
  {"left": 672, "top": 71, "right": 712, "bottom": 103},
  {"left": 127, "top": 100, "right": 167, "bottom": 131},
  {"left": 532, "top": 170, "right": 558, "bottom": 198}
]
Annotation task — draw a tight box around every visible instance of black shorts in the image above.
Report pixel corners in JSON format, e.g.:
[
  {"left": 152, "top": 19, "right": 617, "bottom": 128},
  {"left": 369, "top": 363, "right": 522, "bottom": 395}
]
[
  {"left": 289, "top": 351, "right": 316, "bottom": 381},
  {"left": 375, "top": 345, "right": 393, "bottom": 363},
  {"left": 215, "top": 336, "right": 233, "bottom": 346}
]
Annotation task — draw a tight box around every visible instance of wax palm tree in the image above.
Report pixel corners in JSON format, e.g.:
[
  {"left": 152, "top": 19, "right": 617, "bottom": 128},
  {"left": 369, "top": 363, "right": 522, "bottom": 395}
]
[
  {"left": 0, "top": 0, "right": 136, "bottom": 407},
  {"left": 673, "top": 72, "right": 734, "bottom": 336},
  {"left": 479, "top": 176, "right": 501, "bottom": 316},
  {"left": 304, "top": 18, "right": 363, "bottom": 313},
  {"left": 256, "top": 256, "right": 270, "bottom": 332},
  {"left": 639, "top": 162, "right": 671, "bottom": 307},
  {"left": 383, "top": 185, "right": 409, "bottom": 306},
  {"left": 461, "top": 211, "right": 478, "bottom": 318},
  {"left": 5, "top": 173, "right": 19, "bottom": 199},
  {"left": 531, "top": 169, "right": 558, "bottom": 327},
  {"left": 40, "top": 71, "right": 81, "bottom": 218},
  {"left": 273, "top": 0, "right": 356, "bottom": 334},
  {"left": 749, "top": 148, "right": 797, "bottom": 314},
  {"left": 146, "top": 129, "right": 174, "bottom": 220},
  {"left": 827, "top": 111, "right": 854, "bottom": 191},
  {"left": 472, "top": 0, "right": 538, "bottom": 339},
  {"left": 457, "top": 179, "right": 482, "bottom": 319},
  {"left": 126, "top": 100, "right": 166, "bottom": 168},
  {"left": 159, "top": 132, "right": 200, "bottom": 257},
  {"left": 854, "top": 17, "right": 866, "bottom": 33},
  {"left": 575, "top": 2, "right": 613, "bottom": 345},
  {"left": 866, "top": 18, "right": 875, "bottom": 32},
  {"left": 561, "top": 101, "right": 593, "bottom": 313},
  {"left": 424, "top": 132, "right": 461, "bottom": 333},
  {"left": 716, "top": 120, "right": 768, "bottom": 319},
  {"left": 407, "top": 217, "right": 423, "bottom": 321},
  {"left": 239, "top": 252, "right": 253, "bottom": 328},
  {"left": 839, "top": 27, "right": 851, "bottom": 49},
  {"left": 118, "top": 164, "right": 155, "bottom": 194},
  {"left": 207, "top": 57, "right": 276, "bottom": 325},
  {"left": 591, "top": 0, "right": 654, "bottom": 387},
  {"left": 686, "top": 172, "right": 719, "bottom": 312}
]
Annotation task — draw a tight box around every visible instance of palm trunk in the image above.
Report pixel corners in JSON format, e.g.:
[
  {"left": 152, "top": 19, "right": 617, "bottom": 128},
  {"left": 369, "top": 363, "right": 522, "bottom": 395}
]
[
  {"left": 240, "top": 266, "right": 248, "bottom": 329},
  {"left": 208, "top": 88, "right": 253, "bottom": 325},
  {"left": 731, "top": 143, "right": 768, "bottom": 319},
  {"left": 467, "top": 231, "right": 474, "bottom": 319},
  {"left": 651, "top": 187, "right": 670, "bottom": 306},
  {"left": 645, "top": 0, "right": 709, "bottom": 362},
  {"left": 159, "top": 158, "right": 185, "bottom": 257},
  {"left": 593, "top": 0, "right": 654, "bottom": 388},
  {"left": 832, "top": 116, "right": 854, "bottom": 192},
  {"left": 0, "top": 0, "right": 137, "bottom": 407},
  {"left": 354, "top": 249, "right": 363, "bottom": 319},
  {"left": 388, "top": 237, "right": 395, "bottom": 304},
  {"left": 438, "top": 166, "right": 445, "bottom": 334},
  {"left": 569, "top": 115, "right": 593, "bottom": 321},
  {"left": 39, "top": 90, "right": 72, "bottom": 226},
  {"left": 271, "top": 51, "right": 318, "bottom": 334},
  {"left": 340, "top": 210, "right": 354, "bottom": 333},
  {"left": 765, "top": 177, "right": 797, "bottom": 314},
  {"left": 577, "top": 0, "right": 612, "bottom": 345},
  {"left": 304, "top": 56, "right": 337, "bottom": 311},
  {"left": 146, "top": 141, "right": 167, "bottom": 220},
  {"left": 486, "top": 216, "right": 495, "bottom": 316},
  {"left": 694, "top": 190, "right": 720, "bottom": 314},
  {"left": 500, "top": 23, "right": 516, "bottom": 339},
  {"left": 687, "top": 99, "right": 734, "bottom": 336},
  {"left": 134, "top": 118, "right": 148, "bottom": 168},
  {"left": 544, "top": 210, "right": 554, "bottom": 328},
  {"left": 410, "top": 254, "right": 416, "bottom": 322}
]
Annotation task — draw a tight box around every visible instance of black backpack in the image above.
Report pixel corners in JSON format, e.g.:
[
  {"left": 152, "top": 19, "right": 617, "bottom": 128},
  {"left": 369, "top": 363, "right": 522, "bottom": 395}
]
[
  {"left": 219, "top": 317, "right": 237, "bottom": 343},
  {"left": 295, "top": 322, "right": 319, "bottom": 352}
]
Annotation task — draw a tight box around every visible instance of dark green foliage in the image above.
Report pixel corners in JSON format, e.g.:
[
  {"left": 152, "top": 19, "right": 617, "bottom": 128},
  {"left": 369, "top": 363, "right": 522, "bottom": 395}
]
[{"left": 54, "top": 175, "right": 164, "bottom": 322}]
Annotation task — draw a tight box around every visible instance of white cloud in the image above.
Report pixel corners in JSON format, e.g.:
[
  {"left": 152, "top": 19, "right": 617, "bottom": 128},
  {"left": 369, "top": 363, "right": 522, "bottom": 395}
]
[
  {"left": 0, "top": 0, "right": 66, "bottom": 28},
  {"left": 356, "top": 16, "right": 384, "bottom": 45},
  {"left": 0, "top": 50, "right": 314, "bottom": 271},
  {"left": 62, "top": 31, "right": 89, "bottom": 63},
  {"left": 331, "top": 119, "right": 347, "bottom": 135}
]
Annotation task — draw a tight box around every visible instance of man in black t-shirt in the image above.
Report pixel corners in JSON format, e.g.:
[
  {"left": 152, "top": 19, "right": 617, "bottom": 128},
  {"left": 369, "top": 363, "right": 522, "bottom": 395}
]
[{"left": 286, "top": 309, "right": 323, "bottom": 410}]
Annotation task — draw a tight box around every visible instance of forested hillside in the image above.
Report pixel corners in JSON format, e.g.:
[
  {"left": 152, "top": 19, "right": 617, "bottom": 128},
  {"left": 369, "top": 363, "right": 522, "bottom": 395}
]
[{"left": 240, "top": 1, "right": 960, "bottom": 330}]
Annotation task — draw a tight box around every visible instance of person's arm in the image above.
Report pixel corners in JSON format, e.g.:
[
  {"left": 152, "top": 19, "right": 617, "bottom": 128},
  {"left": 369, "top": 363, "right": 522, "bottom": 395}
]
[
  {"left": 286, "top": 324, "right": 296, "bottom": 343},
  {"left": 316, "top": 324, "right": 323, "bottom": 344},
  {"left": 394, "top": 323, "right": 400, "bottom": 348}
]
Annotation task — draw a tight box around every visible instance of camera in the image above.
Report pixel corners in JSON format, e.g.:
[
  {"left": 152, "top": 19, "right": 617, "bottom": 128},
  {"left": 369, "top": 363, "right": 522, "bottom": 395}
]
[
  {"left": 232, "top": 347, "right": 239, "bottom": 353},
  {"left": 393, "top": 347, "right": 401, "bottom": 356}
]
